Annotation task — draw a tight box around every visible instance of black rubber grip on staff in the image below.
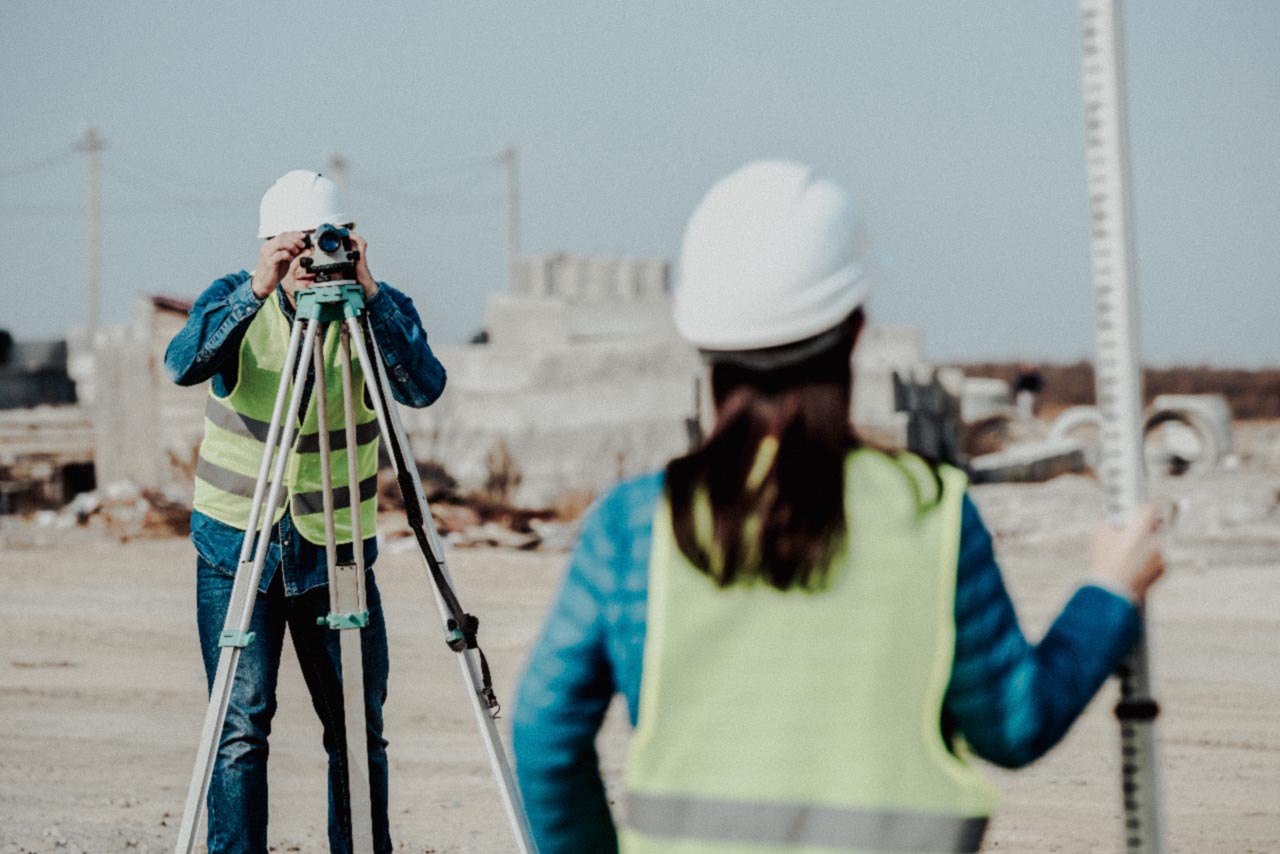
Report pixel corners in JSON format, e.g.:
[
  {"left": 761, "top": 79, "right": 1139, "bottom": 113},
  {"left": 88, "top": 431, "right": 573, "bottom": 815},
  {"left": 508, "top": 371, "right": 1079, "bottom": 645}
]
[{"left": 1114, "top": 699, "right": 1160, "bottom": 721}]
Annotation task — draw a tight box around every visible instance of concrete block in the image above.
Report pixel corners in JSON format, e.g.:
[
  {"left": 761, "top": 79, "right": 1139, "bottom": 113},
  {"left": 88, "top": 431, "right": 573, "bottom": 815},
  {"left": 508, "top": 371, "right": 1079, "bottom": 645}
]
[
  {"left": 484, "top": 295, "right": 571, "bottom": 350},
  {"left": 563, "top": 300, "right": 680, "bottom": 344},
  {"left": 969, "top": 438, "right": 1087, "bottom": 484},
  {"left": 637, "top": 258, "right": 669, "bottom": 297},
  {"left": 854, "top": 326, "right": 922, "bottom": 372},
  {"left": 515, "top": 253, "right": 669, "bottom": 303},
  {"left": 961, "top": 377, "right": 1012, "bottom": 423},
  {"left": 93, "top": 325, "right": 164, "bottom": 489}
]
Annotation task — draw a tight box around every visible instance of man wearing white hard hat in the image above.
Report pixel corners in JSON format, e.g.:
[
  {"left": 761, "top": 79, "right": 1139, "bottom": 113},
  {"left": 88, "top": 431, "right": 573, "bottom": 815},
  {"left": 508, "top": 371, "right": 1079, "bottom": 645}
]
[
  {"left": 165, "top": 170, "right": 446, "bottom": 853},
  {"left": 511, "top": 161, "right": 1164, "bottom": 853}
]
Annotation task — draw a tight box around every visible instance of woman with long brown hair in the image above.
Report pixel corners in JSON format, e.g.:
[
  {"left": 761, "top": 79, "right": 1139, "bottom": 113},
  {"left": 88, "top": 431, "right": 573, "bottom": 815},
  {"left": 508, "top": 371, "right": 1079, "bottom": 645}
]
[{"left": 512, "top": 161, "right": 1164, "bottom": 854}]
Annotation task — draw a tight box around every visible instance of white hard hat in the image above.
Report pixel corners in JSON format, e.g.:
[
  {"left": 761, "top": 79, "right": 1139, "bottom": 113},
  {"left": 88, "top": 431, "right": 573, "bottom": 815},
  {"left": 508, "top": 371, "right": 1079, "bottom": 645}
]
[
  {"left": 674, "top": 160, "right": 869, "bottom": 353},
  {"left": 257, "top": 169, "right": 351, "bottom": 238}
]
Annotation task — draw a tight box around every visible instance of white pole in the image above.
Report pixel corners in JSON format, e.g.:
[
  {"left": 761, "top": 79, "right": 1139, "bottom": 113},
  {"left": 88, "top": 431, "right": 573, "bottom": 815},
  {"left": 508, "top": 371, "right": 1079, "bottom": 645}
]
[
  {"left": 1077, "top": 2, "right": 1165, "bottom": 851},
  {"left": 501, "top": 145, "right": 520, "bottom": 293},
  {"left": 326, "top": 151, "right": 349, "bottom": 197}
]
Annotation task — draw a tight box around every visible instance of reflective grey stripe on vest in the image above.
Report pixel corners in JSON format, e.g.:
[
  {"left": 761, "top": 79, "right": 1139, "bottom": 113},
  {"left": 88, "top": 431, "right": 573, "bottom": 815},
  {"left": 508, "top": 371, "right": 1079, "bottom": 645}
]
[
  {"left": 292, "top": 474, "right": 378, "bottom": 517},
  {"left": 625, "top": 792, "right": 987, "bottom": 852},
  {"left": 205, "top": 398, "right": 273, "bottom": 443},
  {"left": 206, "top": 398, "right": 378, "bottom": 454},
  {"left": 296, "top": 419, "right": 380, "bottom": 454},
  {"left": 196, "top": 456, "right": 262, "bottom": 499}
]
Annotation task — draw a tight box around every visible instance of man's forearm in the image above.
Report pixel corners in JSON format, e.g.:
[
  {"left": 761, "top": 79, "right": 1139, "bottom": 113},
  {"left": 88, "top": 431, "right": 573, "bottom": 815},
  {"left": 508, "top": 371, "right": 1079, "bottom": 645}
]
[
  {"left": 165, "top": 274, "right": 263, "bottom": 387},
  {"left": 364, "top": 283, "right": 447, "bottom": 407}
]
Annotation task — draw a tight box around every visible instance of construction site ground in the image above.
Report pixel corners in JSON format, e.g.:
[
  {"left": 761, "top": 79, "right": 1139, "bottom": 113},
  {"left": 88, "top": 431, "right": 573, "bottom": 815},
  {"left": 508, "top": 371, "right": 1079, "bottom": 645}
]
[{"left": 2, "top": 425, "right": 1278, "bottom": 852}]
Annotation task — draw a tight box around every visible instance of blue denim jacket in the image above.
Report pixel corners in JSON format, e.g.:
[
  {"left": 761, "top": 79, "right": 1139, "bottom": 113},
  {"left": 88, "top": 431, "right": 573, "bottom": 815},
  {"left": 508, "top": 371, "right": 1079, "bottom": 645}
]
[{"left": 165, "top": 271, "right": 446, "bottom": 595}]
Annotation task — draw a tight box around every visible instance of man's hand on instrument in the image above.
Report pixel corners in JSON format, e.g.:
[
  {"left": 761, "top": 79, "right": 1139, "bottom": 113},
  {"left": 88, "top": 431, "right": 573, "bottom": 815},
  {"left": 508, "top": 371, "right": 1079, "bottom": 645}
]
[
  {"left": 348, "top": 231, "right": 379, "bottom": 299},
  {"left": 252, "top": 232, "right": 307, "bottom": 298}
]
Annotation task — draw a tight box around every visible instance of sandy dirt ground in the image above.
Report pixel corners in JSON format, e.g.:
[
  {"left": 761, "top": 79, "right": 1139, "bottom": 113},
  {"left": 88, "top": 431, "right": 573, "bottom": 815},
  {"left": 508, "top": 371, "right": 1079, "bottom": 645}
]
[{"left": 2, "top": 436, "right": 1279, "bottom": 852}]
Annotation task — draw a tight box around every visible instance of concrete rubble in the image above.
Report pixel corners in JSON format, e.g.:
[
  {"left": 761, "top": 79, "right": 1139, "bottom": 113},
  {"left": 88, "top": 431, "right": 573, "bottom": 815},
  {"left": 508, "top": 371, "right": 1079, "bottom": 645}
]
[
  {"left": 968, "top": 438, "right": 1088, "bottom": 485},
  {"left": 26, "top": 479, "right": 190, "bottom": 542},
  {"left": 0, "top": 405, "right": 95, "bottom": 513}
]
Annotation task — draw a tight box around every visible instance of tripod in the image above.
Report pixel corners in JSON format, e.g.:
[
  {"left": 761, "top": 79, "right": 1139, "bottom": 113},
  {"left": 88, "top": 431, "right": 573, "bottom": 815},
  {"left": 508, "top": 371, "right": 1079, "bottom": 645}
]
[{"left": 174, "top": 281, "right": 536, "bottom": 853}]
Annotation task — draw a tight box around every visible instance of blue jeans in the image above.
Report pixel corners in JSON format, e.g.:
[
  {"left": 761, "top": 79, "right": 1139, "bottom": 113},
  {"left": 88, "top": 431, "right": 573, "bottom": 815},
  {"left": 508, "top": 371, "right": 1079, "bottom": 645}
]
[{"left": 196, "top": 557, "right": 392, "bottom": 853}]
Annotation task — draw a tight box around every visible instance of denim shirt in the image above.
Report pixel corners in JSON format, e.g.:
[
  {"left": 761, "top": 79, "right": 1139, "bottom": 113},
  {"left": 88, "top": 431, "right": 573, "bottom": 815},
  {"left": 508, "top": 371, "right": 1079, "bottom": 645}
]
[{"left": 165, "top": 271, "right": 447, "bottom": 595}]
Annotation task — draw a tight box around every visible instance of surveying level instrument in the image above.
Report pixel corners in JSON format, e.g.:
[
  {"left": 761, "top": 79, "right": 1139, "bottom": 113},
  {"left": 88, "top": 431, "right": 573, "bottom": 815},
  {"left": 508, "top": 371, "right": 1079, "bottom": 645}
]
[
  {"left": 1077, "top": 2, "right": 1165, "bottom": 851},
  {"left": 174, "top": 234, "right": 537, "bottom": 853}
]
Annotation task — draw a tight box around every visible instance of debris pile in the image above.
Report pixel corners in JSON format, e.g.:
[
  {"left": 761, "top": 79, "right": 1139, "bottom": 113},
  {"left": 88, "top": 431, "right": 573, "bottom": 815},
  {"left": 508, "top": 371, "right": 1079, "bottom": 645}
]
[
  {"left": 376, "top": 464, "right": 581, "bottom": 552},
  {"left": 30, "top": 480, "right": 193, "bottom": 542}
]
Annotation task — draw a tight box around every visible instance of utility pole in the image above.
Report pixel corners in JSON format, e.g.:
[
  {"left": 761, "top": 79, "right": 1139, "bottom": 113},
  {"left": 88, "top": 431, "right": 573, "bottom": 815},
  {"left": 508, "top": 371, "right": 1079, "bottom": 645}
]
[
  {"left": 500, "top": 145, "right": 520, "bottom": 293},
  {"left": 76, "top": 127, "right": 105, "bottom": 345},
  {"left": 325, "top": 151, "right": 349, "bottom": 197}
]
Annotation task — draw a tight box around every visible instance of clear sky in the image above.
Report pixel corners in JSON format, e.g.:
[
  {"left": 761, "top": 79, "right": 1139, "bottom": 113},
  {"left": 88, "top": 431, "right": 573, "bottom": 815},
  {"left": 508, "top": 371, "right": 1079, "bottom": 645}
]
[{"left": 2, "top": 1, "right": 1277, "bottom": 366}]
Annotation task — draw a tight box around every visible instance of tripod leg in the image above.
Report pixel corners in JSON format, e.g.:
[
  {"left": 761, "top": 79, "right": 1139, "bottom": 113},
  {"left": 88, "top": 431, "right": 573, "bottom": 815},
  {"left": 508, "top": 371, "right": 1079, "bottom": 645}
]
[
  {"left": 236, "top": 313, "right": 307, "bottom": 567},
  {"left": 312, "top": 324, "right": 340, "bottom": 584},
  {"left": 316, "top": 324, "right": 376, "bottom": 851},
  {"left": 349, "top": 316, "right": 537, "bottom": 853},
  {"left": 334, "top": 323, "right": 375, "bottom": 854},
  {"left": 176, "top": 319, "right": 321, "bottom": 854}
]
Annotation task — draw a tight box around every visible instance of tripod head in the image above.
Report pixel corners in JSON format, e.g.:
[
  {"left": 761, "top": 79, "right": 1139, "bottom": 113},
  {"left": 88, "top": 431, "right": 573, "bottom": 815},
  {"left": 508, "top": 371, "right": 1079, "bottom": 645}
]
[{"left": 299, "top": 224, "right": 361, "bottom": 283}]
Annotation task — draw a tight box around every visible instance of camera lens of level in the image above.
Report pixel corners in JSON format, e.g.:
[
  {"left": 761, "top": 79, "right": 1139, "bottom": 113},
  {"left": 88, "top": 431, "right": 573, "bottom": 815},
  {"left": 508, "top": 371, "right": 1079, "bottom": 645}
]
[{"left": 317, "top": 227, "right": 343, "bottom": 254}]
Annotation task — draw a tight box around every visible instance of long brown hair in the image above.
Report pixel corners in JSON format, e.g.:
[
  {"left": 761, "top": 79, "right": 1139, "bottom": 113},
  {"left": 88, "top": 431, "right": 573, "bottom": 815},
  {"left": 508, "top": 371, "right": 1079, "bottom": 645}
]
[{"left": 665, "top": 311, "right": 864, "bottom": 591}]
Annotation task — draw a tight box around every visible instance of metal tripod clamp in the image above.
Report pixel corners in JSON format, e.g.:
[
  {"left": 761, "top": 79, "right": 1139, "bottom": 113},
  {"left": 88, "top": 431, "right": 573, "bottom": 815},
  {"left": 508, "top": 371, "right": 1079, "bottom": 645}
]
[
  {"left": 295, "top": 283, "right": 366, "bottom": 323},
  {"left": 317, "top": 611, "right": 371, "bottom": 630},
  {"left": 217, "top": 629, "right": 256, "bottom": 649},
  {"left": 445, "top": 614, "right": 480, "bottom": 652}
]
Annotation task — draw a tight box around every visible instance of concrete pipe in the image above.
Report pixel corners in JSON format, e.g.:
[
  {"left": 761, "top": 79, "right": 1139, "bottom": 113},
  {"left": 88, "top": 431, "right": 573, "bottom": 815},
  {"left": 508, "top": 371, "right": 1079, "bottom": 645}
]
[
  {"left": 1048, "top": 405, "right": 1104, "bottom": 469},
  {"left": 1143, "top": 394, "right": 1232, "bottom": 477}
]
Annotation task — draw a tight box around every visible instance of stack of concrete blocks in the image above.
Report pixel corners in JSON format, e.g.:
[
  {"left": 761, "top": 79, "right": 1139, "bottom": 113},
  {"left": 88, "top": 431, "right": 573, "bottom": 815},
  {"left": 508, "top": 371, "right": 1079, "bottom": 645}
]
[
  {"left": 0, "top": 406, "right": 95, "bottom": 514},
  {"left": 405, "top": 252, "right": 930, "bottom": 509},
  {"left": 406, "top": 253, "right": 698, "bottom": 509},
  {"left": 72, "top": 297, "right": 207, "bottom": 495}
]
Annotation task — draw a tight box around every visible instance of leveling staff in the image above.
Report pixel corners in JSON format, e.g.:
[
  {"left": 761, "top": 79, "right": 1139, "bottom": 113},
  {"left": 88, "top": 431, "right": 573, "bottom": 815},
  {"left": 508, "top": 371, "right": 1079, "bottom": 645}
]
[{"left": 165, "top": 170, "right": 446, "bottom": 854}]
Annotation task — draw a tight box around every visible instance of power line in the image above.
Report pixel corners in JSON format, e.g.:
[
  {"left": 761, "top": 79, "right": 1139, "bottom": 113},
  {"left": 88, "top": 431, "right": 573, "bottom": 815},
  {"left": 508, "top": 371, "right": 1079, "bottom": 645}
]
[
  {"left": 0, "top": 203, "right": 82, "bottom": 216},
  {"left": 0, "top": 202, "right": 255, "bottom": 218},
  {"left": 336, "top": 148, "right": 507, "bottom": 205},
  {"left": 1, "top": 140, "right": 508, "bottom": 218},
  {"left": 368, "top": 151, "right": 505, "bottom": 184},
  {"left": 0, "top": 148, "right": 77, "bottom": 182},
  {"left": 348, "top": 164, "right": 498, "bottom": 205},
  {"left": 108, "top": 150, "right": 262, "bottom": 200},
  {"left": 100, "top": 161, "right": 256, "bottom": 207}
]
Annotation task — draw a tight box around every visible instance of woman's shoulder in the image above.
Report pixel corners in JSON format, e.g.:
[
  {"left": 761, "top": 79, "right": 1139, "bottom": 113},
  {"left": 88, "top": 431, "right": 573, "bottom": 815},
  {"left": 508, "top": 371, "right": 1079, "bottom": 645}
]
[
  {"left": 587, "top": 470, "right": 666, "bottom": 535},
  {"left": 564, "top": 471, "right": 666, "bottom": 601},
  {"left": 846, "top": 446, "right": 970, "bottom": 510}
]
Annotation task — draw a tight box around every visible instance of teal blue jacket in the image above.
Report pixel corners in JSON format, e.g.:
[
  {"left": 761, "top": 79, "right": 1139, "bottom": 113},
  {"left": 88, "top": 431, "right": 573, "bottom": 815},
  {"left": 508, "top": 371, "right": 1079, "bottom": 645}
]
[{"left": 512, "top": 471, "right": 1140, "bottom": 854}]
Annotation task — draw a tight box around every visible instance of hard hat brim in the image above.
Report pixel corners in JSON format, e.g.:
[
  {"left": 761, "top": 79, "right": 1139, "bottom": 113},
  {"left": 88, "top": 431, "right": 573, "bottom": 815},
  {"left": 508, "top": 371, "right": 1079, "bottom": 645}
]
[
  {"left": 257, "top": 212, "right": 352, "bottom": 240},
  {"left": 674, "top": 266, "right": 869, "bottom": 352}
]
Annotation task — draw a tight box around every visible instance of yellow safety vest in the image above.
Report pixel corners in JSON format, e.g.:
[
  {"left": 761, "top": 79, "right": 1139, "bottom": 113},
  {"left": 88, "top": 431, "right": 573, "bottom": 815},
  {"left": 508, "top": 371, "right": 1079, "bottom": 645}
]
[
  {"left": 622, "top": 448, "right": 999, "bottom": 854},
  {"left": 192, "top": 292, "right": 379, "bottom": 546}
]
